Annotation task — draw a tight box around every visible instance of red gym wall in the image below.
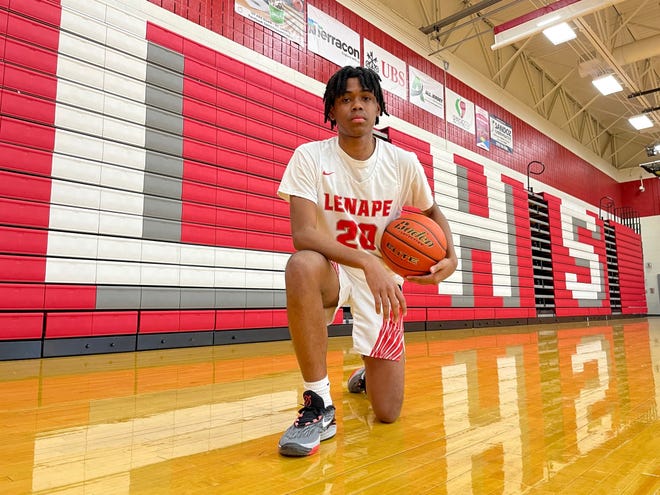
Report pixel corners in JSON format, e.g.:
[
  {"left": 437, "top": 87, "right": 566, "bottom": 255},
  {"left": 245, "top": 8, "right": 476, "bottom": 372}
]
[{"left": 0, "top": 0, "right": 648, "bottom": 360}]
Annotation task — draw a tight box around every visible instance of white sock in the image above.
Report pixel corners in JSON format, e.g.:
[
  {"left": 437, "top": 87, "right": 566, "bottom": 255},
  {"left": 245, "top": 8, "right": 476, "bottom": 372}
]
[{"left": 303, "top": 376, "right": 332, "bottom": 407}]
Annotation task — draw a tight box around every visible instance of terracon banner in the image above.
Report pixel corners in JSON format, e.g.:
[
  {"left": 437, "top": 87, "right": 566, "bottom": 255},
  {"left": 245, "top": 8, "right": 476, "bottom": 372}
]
[
  {"left": 363, "top": 39, "right": 407, "bottom": 99},
  {"left": 307, "top": 4, "right": 360, "bottom": 67}
]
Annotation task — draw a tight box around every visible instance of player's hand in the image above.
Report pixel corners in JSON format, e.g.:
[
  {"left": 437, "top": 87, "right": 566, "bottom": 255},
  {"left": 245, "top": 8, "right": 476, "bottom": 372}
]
[
  {"left": 406, "top": 255, "right": 458, "bottom": 285},
  {"left": 362, "top": 257, "right": 407, "bottom": 321}
]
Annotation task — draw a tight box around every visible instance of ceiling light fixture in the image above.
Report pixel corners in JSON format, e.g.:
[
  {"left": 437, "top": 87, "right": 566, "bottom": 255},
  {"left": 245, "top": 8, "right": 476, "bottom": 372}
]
[
  {"left": 542, "top": 22, "right": 577, "bottom": 45},
  {"left": 629, "top": 114, "right": 653, "bottom": 130},
  {"left": 592, "top": 75, "right": 623, "bottom": 95},
  {"left": 640, "top": 160, "right": 660, "bottom": 177},
  {"left": 491, "top": 0, "right": 627, "bottom": 50},
  {"left": 646, "top": 144, "right": 660, "bottom": 157}
]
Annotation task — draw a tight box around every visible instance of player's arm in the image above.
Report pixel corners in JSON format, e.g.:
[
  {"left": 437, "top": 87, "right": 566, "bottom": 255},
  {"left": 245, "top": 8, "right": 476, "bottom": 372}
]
[
  {"left": 406, "top": 203, "right": 458, "bottom": 285},
  {"left": 289, "top": 195, "right": 406, "bottom": 320}
]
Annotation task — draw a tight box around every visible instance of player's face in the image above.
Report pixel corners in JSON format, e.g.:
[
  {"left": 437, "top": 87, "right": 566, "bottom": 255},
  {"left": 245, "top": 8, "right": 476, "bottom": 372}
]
[{"left": 330, "top": 77, "right": 381, "bottom": 138}]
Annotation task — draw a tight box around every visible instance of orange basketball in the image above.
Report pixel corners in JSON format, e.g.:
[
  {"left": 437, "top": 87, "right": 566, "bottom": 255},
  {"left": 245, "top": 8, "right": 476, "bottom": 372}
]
[{"left": 380, "top": 213, "right": 447, "bottom": 277}]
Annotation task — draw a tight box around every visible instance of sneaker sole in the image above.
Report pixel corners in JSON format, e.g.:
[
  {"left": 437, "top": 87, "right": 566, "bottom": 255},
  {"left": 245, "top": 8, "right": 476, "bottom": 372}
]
[
  {"left": 279, "top": 442, "right": 319, "bottom": 457},
  {"left": 278, "top": 424, "right": 336, "bottom": 457}
]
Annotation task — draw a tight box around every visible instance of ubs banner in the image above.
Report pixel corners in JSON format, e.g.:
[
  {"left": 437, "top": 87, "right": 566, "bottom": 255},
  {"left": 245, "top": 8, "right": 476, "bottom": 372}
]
[{"left": 363, "top": 38, "right": 407, "bottom": 99}]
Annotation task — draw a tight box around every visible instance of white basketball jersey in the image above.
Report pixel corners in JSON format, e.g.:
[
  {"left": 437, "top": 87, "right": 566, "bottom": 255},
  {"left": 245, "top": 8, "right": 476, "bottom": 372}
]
[{"left": 278, "top": 136, "right": 434, "bottom": 267}]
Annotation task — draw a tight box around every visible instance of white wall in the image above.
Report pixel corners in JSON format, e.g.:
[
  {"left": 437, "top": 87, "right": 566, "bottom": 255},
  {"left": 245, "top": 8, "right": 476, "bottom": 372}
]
[{"left": 641, "top": 216, "right": 660, "bottom": 315}]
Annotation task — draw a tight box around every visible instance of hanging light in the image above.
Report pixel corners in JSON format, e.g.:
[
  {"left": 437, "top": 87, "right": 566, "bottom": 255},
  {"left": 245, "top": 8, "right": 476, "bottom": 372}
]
[
  {"left": 592, "top": 75, "right": 623, "bottom": 95},
  {"left": 628, "top": 114, "right": 653, "bottom": 130},
  {"left": 542, "top": 22, "right": 576, "bottom": 45},
  {"left": 646, "top": 144, "right": 660, "bottom": 156}
]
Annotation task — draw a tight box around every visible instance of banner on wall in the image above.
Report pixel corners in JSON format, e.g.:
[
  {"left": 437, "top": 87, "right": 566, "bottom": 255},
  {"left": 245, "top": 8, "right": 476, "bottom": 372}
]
[
  {"left": 307, "top": 4, "right": 360, "bottom": 67},
  {"left": 490, "top": 115, "right": 514, "bottom": 152},
  {"left": 446, "top": 88, "right": 475, "bottom": 134},
  {"left": 363, "top": 39, "right": 407, "bottom": 99},
  {"left": 235, "top": 0, "right": 305, "bottom": 45},
  {"left": 408, "top": 66, "right": 444, "bottom": 118},
  {"left": 476, "top": 106, "right": 490, "bottom": 150}
]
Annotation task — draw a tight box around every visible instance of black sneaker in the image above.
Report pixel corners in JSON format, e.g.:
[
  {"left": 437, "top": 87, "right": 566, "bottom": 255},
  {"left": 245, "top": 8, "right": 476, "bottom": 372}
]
[
  {"left": 347, "top": 367, "right": 366, "bottom": 393},
  {"left": 278, "top": 390, "right": 336, "bottom": 457}
]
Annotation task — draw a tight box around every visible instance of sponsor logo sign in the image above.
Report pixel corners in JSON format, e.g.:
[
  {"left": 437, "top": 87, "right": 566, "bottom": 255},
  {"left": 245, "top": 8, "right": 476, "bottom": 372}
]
[
  {"left": 446, "top": 88, "right": 475, "bottom": 134},
  {"left": 409, "top": 66, "right": 444, "bottom": 118},
  {"left": 307, "top": 5, "right": 360, "bottom": 66},
  {"left": 476, "top": 105, "right": 490, "bottom": 150},
  {"left": 235, "top": 0, "right": 305, "bottom": 46},
  {"left": 363, "top": 38, "right": 407, "bottom": 99},
  {"left": 490, "top": 115, "right": 514, "bottom": 152}
]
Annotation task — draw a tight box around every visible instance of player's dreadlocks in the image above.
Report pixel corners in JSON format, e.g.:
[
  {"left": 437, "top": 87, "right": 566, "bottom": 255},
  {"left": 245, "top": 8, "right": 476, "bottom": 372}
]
[{"left": 323, "top": 66, "right": 389, "bottom": 129}]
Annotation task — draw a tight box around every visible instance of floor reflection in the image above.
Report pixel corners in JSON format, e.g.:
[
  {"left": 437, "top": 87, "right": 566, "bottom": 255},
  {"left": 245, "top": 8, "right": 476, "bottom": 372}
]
[{"left": 0, "top": 318, "right": 658, "bottom": 494}]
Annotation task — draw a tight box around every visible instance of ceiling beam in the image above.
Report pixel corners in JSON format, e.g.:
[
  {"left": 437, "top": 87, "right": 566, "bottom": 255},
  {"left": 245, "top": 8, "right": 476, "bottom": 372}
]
[
  {"left": 492, "top": 36, "right": 532, "bottom": 82},
  {"left": 533, "top": 69, "right": 575, "bottom": 109},
  {"left": 420, "top": 0, "right": 504, "bottom": 34}
]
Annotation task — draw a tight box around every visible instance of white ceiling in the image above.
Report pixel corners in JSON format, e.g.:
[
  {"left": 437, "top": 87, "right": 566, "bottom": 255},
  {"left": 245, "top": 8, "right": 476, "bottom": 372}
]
[{"left": 361, "top": 0, "right": 660, "bottom": 172}]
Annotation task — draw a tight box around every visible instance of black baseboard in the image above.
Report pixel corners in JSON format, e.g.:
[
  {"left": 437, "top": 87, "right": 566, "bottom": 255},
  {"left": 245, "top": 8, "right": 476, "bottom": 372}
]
[
  {"left": 426, "top": 319, "right": 473, "bottom": 330},
  {"left": 0, "top": 340, "right": 42, "bottom": 360},
  {"left": 137, "top": 331, "right": 214, "bottom": 351},
  {"left": 328, "top": 324, "right": 353, "bottom": 337},
  {"left": 474, "top": 317, "right": 529, "bottom": 328},
  {"left": 404, "top": 321, "right": 426, "bottom": 332},
  {"left": 214, "top": 326, "right": 291, "bottom": 344},
  {"left": 42, "top": 335, "right": 137, "bottom": 358},
  {"left": 527, "top": 315, "right": 560, "bottom": 324}
]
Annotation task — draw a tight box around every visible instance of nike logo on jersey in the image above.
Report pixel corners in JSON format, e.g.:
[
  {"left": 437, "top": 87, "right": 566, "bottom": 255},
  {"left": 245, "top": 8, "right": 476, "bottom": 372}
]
[{"left": 322, "top": 171, "right": 335, "bottom": 176}]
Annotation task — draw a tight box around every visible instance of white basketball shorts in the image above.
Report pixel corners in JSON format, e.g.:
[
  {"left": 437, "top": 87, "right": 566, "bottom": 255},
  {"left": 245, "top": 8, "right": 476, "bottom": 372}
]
[{"left": 327, "top": 262, "right": 405, "bottom": 361}]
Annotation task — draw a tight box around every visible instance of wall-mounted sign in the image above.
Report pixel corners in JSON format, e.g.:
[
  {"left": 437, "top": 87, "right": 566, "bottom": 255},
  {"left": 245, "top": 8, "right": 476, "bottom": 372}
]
[
  {"left": 446, "top": 88, "right": 475, "bottom": 134},
  {"left": 476, "top": 105, "right": 490, "bottom": 150},
  {"left": 363, "top": 39, "right": 407, "bottom": 99},
  {"left": 235, "top": 0, "right": 305, "bottom": 46},
  {"left": 307, "top": 4, "right": 360, "bottom": 67},
  {"left": 490, "top": 115, "right": 513, "bottom": 152},
  {"left": 408, "top": 66, "right": 444, "bottom": 118}
]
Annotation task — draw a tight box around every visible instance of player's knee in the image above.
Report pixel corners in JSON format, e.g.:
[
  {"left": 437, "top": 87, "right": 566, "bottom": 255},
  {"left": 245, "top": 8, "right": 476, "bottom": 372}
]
[
  {"left": 370, "top": 394, "right": 402, "bottom": 423},
  {"left": 285, "top": 251, "right": 331, "bottom": 293},
  {"left": 286, "top": 251, "right": 322, "bottom": 279},
  {"left": 373, "top": 403, "right": 401, "bottom": 424}
]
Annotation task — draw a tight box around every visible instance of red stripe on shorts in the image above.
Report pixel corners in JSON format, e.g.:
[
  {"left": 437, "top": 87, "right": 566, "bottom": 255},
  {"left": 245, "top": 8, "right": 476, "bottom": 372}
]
[{"left": 370, "top": 318, "right": 404, "bottom": 360}]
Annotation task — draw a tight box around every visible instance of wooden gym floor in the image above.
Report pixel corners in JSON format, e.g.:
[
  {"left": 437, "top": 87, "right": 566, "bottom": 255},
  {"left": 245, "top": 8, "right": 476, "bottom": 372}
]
[{"left": 1, "top": 317, "right": 658, "bottom": 494}]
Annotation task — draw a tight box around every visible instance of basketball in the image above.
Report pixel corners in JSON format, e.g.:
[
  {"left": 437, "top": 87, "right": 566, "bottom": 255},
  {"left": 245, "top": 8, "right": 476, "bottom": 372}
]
[{"left": 380, "top": 213, "right": 447, "bottom": 277}]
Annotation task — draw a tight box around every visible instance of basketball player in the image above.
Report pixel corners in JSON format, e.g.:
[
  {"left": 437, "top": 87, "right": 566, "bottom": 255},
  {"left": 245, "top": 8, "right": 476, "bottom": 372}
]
[{"left": 277, "top": 66, "right": 457, "bottom": 456}]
